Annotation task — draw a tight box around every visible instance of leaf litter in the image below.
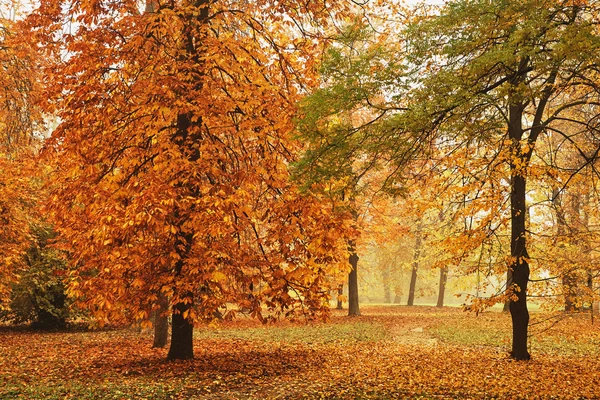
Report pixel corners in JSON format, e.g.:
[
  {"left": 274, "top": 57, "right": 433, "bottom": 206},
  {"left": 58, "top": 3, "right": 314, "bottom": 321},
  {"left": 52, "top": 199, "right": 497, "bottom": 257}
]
[{"left": 1, "top": 306, "right": 600, "bottom": 399}]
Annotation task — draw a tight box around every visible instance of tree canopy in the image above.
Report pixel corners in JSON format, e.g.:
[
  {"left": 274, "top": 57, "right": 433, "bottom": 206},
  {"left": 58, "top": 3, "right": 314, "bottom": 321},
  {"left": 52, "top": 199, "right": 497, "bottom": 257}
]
[{"left": 298, "top": 0, "right": 600, "bottom": 360}]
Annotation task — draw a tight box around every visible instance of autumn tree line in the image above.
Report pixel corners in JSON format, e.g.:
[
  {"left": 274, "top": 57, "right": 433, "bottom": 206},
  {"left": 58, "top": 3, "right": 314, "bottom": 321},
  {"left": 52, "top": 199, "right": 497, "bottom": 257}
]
[{"left": 1, "top": 0, "right": 600, "bottom": 362}]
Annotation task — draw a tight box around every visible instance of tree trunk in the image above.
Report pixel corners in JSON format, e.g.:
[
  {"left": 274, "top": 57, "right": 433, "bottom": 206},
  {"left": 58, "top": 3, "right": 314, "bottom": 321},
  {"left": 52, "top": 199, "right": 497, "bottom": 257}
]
[
  {"left": 563, "top": 273, "right": 577, "bottom": 312},
  {"left": 164, "top": 0, "right": 209, "bottom": 360},
  {"left": 336, "top": 283, "right": 344, "bottom": 309},
  {"left": 383, "top": 282, "right": 391, "bottom": 304},
  {"left": 407, "top": 266, "right": 418, "bottom": 306},
  {"left": 167, "top": 301, "right": 194, "bottom": 360},
  {"left": 503, "top": 267, "right": 512, "bottom": 312},
  {"left": 393, "top": 287, "right": 402, "bottom": 304},
  {"left": 167, "top": 229, "right": 195, "bottom": 359},
  {"left": 407, "top": 222, "right": 422, "bottom": 307},
  {"left": 153, "top": 293, "right": 169, "bottom": 348},
  {"left": 348, "top": 247, "right": 360, "bottom": 316},
  {"left": 508, "top": 87, "right": 531, "bottom": 361},
  {"left": 508, "top": 172, "right": 530, "bottom": 360},
  {"left": 436, "top": 266, "right": 448, "bottom": 308},
  {"left": 382, "top": 266, "right": 391, "bottom": 303},
  {"left": 552, "top": 188, "right": 579, "bottom": 312}
]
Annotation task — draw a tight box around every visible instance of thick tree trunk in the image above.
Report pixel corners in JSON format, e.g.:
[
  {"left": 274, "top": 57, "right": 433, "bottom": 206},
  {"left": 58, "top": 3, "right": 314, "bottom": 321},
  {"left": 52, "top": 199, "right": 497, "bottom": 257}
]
[
  {"left": 166, "top": 228, "right": 195, "bottom": 359},
  {"left": 153, "top": 293, "right": 169, "bottom": 348},
  {"left": 436, "top": 266, "right": 448, "bottom": 308},
  {"left": 407, "top": 222, "right": 422, "bottom": 307},
  {"left": 164, "top": 0, "right": 209, "bottom": 360},
  {"left": 167, "top": 301, "right": 194, "bottom": 360},
  {"left": 348, "top": 249, "right": 360, "bottom": 316}
]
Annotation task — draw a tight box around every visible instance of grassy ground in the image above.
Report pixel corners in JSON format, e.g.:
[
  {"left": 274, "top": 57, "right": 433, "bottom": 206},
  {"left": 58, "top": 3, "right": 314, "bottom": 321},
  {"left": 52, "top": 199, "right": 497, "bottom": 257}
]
[{"left": 1, "top": 305, "right": 600, "bottom": 399}]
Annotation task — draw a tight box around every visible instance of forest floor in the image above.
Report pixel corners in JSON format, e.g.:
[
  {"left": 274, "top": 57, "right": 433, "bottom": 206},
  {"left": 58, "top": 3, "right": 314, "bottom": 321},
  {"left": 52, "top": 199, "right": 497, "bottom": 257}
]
[{"left": 2, "top": 305, "right": 600, "bottom": 399}]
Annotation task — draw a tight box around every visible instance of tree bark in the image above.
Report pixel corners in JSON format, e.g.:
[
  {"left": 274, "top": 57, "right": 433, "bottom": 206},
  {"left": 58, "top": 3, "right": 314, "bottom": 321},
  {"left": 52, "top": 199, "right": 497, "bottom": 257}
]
[
  {"left": 167, "top": 301, "right": 194, "bottom": 360},
  {"left": 336, "top": 283, "right": 344, "bottom": 309},
  {"left": 348, "top": 247, "right": 360, "bottom": 316},
  {"left": 407, "top": 222, "right": 422, "bottom": 307},
  {"left": 153, "top": 292, "right": 169, "bottom": 348},
  {"left": 507, "top": 77, "right": 531, "bottom": 360},
  {"left": 436, "top": 266, "right": 448, "bottom": 308},
  {"left": 509, "top": 173, "right": 530, "bottom": 360}
]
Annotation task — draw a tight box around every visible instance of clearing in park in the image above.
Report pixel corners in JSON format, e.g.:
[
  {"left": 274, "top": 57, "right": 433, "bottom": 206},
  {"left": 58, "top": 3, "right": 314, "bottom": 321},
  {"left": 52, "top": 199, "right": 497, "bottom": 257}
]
[{"left": 1, "top": 306, "right": 600, "bottom": 399}]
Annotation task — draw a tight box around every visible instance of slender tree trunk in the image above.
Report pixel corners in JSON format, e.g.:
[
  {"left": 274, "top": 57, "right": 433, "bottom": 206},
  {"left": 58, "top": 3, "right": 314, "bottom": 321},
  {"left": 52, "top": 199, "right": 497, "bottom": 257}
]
[
  {"left": 407, "top": 222, "right": 423, "bottom": 307},
  {"left": 336, "top": 283, "right": 344, "bottom": 309},
  {"left": 153, "top": 292, "right": 169, "bottom": 348},
  {"left": 553, "top": 189, "right": 579, "bottom": 312},
  {"left": 383, "top": 282, "right": 391, "bottom": 304},
  {"left": 348, "top": 243, "right": 360, "bottom": 316},
  {"left": 393, "top": 287, "right": 402, "bottom": 304},
  {"left": 382, "top": 266, "right": 391, "bottom": 303},
  {"left": 583, "top": 196, "right": 593, "bottom": 306},
  {"left": 503, "top": 267, "right": 512, "bottom": 312},
  {"left": 407, "top": 266, "right": 418, "bottom": 306},
  {"left": 436, "top": 266, "right": 448, "bottom": 308}
]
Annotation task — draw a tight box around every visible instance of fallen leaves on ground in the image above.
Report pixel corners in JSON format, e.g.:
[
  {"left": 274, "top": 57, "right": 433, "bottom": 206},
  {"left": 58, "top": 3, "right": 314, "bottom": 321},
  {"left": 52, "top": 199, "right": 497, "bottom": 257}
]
[{"left": 1, "top": 306, "right": 600, "bottom": 399}]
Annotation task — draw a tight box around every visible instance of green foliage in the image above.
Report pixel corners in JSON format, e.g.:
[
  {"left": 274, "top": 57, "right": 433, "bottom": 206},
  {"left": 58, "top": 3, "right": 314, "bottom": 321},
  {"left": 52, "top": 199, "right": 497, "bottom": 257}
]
[
  {"left": 402, "top": 0, "right": 600, "bottom": 140},
  {"left": 293, "top": 21, "right": 410, "bottom": 194},
  {"left": 3, "top": 224, "right": 70, "bottom": 329}
]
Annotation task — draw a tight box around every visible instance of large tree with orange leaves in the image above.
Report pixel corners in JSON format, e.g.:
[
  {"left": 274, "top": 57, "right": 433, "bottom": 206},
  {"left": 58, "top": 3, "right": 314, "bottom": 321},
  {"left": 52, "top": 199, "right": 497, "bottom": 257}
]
[
  {"left": 0, "top": 14, "right": 42, "bottom": 304},
  {"left": 26, "top": 0, "right": 352, "bottom": 359}
]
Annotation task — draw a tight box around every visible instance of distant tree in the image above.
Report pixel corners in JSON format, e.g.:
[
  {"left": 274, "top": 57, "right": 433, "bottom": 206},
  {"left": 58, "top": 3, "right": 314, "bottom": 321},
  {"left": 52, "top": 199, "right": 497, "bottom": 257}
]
[
  {"left": 7, "top": 225, "right": 69, "bottom": 330},
  {"left": 407, "top": 221, "right": 423, "bottom": 307}
]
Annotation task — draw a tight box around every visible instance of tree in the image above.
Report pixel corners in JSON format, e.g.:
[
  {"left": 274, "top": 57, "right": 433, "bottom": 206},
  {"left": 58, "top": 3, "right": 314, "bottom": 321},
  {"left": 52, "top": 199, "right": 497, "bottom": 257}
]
[
  {"left": 402, "top": 0, "right": 600, "bottom": 360},
  {"left": 7, "top": 224, "right": 70, "bottom": 329},
  {"left": 294, "top": 21, "right": 409, "bottom": 316},
  {"left": 527, "top": 116, "right": 600, "bottom": 313},
  {"left": 388, "top": 0, "right": 600, "bottom": 359},
  {"left": 298, "top": 0, "right": 600, "bottom": 360},
  {"left": 348, "top": 245, "right": 360, "bottom": 316},
  {"left": 407, "top": 220, "right": 423, "bottom": 307},
  {"left": 0, "top": 12, "right": 42, "bottom": 305},
  {"left": 27, "top": 0, "right": 352, "bottom": 359}
]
